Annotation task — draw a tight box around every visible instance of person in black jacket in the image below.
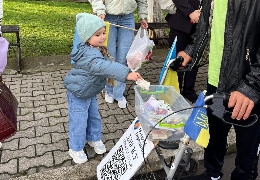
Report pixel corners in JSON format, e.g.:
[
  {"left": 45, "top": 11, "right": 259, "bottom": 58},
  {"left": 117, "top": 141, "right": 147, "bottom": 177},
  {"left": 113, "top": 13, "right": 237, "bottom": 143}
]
[
  {"left": 165, "top": 0, "right": 201, "bottom": 103},
  {"left": 179, "top": 0, "right": 260, "bottom": 179}
]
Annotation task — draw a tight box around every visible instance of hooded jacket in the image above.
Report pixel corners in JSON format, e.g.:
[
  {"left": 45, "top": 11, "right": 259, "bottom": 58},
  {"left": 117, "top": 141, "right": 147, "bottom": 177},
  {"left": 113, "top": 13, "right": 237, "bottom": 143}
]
[
  {"left": 184, "top": 0, "right": 260, "bottom": 105},
  {"left": 88, "top": 0, "right": 148, "bottom": 19},
  {"left": 64, "top": 43, "right": 130, "bottom": 99}
]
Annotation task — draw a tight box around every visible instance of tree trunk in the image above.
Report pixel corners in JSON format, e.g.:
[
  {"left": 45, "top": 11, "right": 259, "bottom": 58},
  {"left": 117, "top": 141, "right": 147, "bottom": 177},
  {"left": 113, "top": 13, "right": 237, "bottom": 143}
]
[{"left": 147, "top": 0, "right": 168, "bottom": 46}]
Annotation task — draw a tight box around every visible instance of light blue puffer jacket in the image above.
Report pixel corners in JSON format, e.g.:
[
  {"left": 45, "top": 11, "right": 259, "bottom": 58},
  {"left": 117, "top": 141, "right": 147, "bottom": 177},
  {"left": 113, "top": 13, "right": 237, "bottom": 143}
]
[{"left": 64, "top": 43, "right": 130, "bottom": 99}]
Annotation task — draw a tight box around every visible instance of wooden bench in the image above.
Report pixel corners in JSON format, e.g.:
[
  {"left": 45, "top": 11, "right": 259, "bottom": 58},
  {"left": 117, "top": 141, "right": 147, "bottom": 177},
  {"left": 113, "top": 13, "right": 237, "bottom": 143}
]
[
  {"left": 135, "top": 22, "right": 169, "bottom": 43},
  {"left": 1, "top": 25, "right": 21, "bottom": 72}
]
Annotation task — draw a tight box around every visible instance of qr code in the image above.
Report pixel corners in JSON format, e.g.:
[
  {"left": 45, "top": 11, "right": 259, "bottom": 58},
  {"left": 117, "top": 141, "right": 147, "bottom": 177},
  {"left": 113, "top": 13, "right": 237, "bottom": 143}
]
[{"left": 100, "top": 145, "right": 128, "bottom": 180}]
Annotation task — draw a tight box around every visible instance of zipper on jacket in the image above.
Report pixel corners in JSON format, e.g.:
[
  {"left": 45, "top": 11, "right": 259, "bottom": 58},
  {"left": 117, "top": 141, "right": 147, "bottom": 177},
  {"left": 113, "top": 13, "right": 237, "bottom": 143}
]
[
  {"left": 245, "top": 48, "right": 251, "bottom": 65},
  {"left": 191, "top": 31, "right": 208, "bottom": 70}
]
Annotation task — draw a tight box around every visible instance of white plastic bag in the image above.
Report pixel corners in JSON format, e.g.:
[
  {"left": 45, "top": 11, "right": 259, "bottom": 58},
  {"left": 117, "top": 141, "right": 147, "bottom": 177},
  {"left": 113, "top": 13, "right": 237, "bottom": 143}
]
[
  {"left": 0, "top": 37, "right": 8, "bottom": 75},
  {"left": 126, "top": 28, "right": 154, "bottom": 71}
]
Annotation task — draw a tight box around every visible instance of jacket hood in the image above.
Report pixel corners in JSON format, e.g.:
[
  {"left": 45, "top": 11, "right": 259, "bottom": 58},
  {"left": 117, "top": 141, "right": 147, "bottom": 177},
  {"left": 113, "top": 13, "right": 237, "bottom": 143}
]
[{"left": 70, "top": 43, "right": 89, "bottom": 63}]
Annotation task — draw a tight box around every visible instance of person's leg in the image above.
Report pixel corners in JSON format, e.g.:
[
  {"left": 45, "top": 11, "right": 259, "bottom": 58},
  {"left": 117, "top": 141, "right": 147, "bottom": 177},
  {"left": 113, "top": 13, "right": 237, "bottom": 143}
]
[
  {"left": 231, "top": 111, "right": 260, "bottom": 180},
  {"left": 85, "top": 96, "right": 106, "bottom": 154},
  {"left": 203, "top": 84, "right": 232, "bottom": 178},
  {"left": 105, "top": 14, "right": 118, "bottom": 97},
  {"left": 67, "top": 91, "right": 90, "bottom": 151},
  {"left": 112, "top": 13, "right": 135, "bottom": 102},
  {"left": 85, "top": 96, "right": 102, "bottom": 142},
  {"left": 182, "top": 67, "right": 199, "bottom": 102}
]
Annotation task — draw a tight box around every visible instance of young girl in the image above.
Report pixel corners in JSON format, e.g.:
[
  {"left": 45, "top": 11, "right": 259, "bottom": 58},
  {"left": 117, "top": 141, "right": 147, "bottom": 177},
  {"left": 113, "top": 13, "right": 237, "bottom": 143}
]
[{"left": 64, "top": 13, "right": 142, "bottom": 164}]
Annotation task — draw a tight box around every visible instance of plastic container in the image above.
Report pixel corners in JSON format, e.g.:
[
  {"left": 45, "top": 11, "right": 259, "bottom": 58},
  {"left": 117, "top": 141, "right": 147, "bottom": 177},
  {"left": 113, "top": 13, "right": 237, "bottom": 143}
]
[{"left": 134, "top": 85, "right": 192, "bottom": 141}]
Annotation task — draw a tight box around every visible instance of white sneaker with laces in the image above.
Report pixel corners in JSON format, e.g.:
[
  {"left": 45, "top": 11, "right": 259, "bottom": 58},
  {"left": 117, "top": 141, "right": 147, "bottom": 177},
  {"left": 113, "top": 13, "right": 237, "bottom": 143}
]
[
  {"left": 118, "top": 97, "right": 127, "bottom": 108},
  {"left": 68, "top": 149, "right": 88, "bottom": 164},
  {"left": 105, "top": 93, "right": 114, "bottom": 103},
  {"left": 88, "top": 140, "right": 106, "bottom": 154}
]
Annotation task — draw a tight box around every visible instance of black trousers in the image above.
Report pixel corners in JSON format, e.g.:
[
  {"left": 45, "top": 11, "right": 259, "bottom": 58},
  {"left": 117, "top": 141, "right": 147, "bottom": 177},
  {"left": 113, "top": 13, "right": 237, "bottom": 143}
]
[
  {"left": 169, "top": 28, "right": 198, "bottom": 98},
  {"left": 205, "top": 84, "right": 260, "bottom": 179}
]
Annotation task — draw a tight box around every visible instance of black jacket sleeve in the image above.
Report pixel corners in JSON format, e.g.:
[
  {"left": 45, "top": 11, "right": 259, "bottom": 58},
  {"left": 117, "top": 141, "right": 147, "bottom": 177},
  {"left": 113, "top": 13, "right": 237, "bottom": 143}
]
[{"left": 173, "top": 0, "right": 196, "bottom": 17}]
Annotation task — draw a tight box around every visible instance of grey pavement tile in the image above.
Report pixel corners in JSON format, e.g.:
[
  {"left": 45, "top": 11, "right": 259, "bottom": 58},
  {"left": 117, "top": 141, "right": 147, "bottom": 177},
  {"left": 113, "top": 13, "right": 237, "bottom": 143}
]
[
  {"left": 32, "top": 89, "right": 55, "bottom": 96},
  {"left": 19, "top": 152, "right": 54, "bottom": 172},
  {"left": 44, "top": 93, "right": 66, "bottom": 101},
  {"left": 33, "top": 99, "right": 58, "bottom": 107},
  {"left": 105, "top": 121, "right": 131, "bottom": 132},
  {"left": 114, "top": 114, "right": 135, "bottom": 123},
  {"left": 0, "top": 159, "right": 18, "bottom": 174},
  {"left": 102, "top": 115, "right": 118, "bottom": 124},
  {"left": 20, "top": 105, "right": 47, "bottom": 116},
  {"left": 104, "top": 140, "right": 115, "bottom": 152},
  {"left": 18, "top": 101, "right": 34, "bottom": 108},
  {"left": 46, "top": 103, "right": 67, "bottom": 112},
  {"left": 19, "top": 134, "right": 51, "bottom": 149},
  {"left": 21, "top": 79, "right": 43, "bottom": 85},
  {"left": 36, "top": 140, "right": 68, "bottom": 156},
  {"left": 59, "top": 108, "right": 68, "bottom": 117},
  {"left": 17, "top": 113, "right": 34, "bottom": 121},
  {"left": 53, "top": 150, "right": 71, "bottom": 165},
  {"left": 35, "top": 123, "right": 65, "bottom": 137},
  {"left": 49, "top": 116, "right": 67, "bottom": 126},
  {"left": 50, "top": 132, "right": 68, "bottom": 143},
  {"left": 20, "top": 95, "right": 45, "bottom": 103},
  {"left": 102, "top": 124, "right": 109, "bottom": 134},
  {"left": 8, "top": 127, "right": 35, "bottom": 141},
  {"left": 0, "top": 174, "right": 12, "bottom": 180},
  {"left": 19, "top": 118, "right": 49, "bottom": 130},
  {"left": 103, "top": 129, "right": 124, "bottom": 142},
  {"left": 1, "top": 138, "right": 19, "bottom": 150},
  {"left": 20, "top": 86, "right": 44, "bottom": 93},
  {"left": 34, "top": 109, "right": 61, "bottom": 120},
  {"left": 1, "top": 145, "right": 35, "bottom": 163},
  {"left": 57, "top": 97, "right": 67, "bottom": 104}
]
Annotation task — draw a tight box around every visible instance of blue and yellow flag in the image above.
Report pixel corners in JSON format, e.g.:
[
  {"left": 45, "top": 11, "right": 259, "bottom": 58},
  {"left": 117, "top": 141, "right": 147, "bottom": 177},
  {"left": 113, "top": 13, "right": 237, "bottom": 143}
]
[
  {"left": 184, "top": 92, "right": 210, "bottom": 148},
  {"left": 159, "top": 37, "right": 180, "bottom": 92}
]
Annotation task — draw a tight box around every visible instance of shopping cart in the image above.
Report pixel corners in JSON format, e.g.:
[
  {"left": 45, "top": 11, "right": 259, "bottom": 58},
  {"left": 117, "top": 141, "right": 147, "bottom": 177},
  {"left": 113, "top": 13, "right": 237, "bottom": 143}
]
[{"left": 132, "top": 85, "right": 258, "bottom": 180}]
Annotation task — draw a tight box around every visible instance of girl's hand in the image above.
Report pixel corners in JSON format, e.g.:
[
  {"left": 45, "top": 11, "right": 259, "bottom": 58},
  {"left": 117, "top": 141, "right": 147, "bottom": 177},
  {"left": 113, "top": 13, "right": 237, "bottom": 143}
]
[
  {"left": 99, "top": 14, "right": 105, "bottom": 20},
  {"left": 127, "top": 72, "right": 143, "bottom": 81},
  {"left": 140, "top": 19, "right": 148, "bottom": 29}
]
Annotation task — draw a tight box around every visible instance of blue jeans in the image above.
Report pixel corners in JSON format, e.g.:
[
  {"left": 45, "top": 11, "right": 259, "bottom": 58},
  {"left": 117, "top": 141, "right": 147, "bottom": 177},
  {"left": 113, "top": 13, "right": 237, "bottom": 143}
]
[
  {"left": 67, "top": 91, "right": 102, "bottom": 151},
  {"left": 105, "top": 13, "right": 135, "bottom": 100}
]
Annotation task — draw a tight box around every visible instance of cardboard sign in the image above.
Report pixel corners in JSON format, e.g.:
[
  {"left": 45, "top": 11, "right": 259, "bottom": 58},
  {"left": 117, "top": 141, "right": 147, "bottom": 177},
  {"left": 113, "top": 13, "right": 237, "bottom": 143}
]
[{"left": 97, "top": 118, "right": 155, "bottom": 180}]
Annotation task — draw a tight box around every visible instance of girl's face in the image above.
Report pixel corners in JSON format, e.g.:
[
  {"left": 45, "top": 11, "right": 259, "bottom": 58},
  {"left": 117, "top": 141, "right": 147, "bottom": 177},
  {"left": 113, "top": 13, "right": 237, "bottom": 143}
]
[{"left": 87, "top": 27, "right": 106, "bottom": 47}]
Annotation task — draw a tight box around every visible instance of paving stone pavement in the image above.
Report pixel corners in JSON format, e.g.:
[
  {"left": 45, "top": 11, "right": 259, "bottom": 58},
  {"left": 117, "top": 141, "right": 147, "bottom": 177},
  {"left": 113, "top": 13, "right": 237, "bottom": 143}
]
[{"left": 0, "top": 50, "right": 228, "bottom": 179}]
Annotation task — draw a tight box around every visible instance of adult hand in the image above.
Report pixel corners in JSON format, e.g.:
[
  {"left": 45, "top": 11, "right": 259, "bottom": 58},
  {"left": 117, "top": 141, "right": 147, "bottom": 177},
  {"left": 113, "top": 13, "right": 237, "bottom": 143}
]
[
  {"left": 189, "top": 10, "right": 201, "bottom": 23},
  {"left": 99, "top": 14, "right": 105, "bottom": 20},
  {"left": 127, "top": 72, "right": 143, "bottom": 81},
  {"left": 177, "top": 51, "right": 192, "bottom": 69},
  {"left": 228, "top": 91, "right": 255, "bottom": 120},
  {"left": 140, "top": 19, "right": 148, "bottom": 29}
]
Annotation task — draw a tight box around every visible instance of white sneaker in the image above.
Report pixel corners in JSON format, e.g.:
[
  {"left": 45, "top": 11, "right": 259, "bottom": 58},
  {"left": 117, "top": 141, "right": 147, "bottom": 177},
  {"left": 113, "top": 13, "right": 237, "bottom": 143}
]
[
  {"left": 0, "top": 142, "right": 2, "bottom": 148},
  {"left": 105, "top": 93, "right": 114, "bottom": 103},
  {"left": 118, "top": 97, "right": 127, "bottom": 108},
  {"left": 88, "top": 140, "right": 106, "bottom": 154},
  {"left": 68, "top": 149, "right": 88, "bottom": 164}
]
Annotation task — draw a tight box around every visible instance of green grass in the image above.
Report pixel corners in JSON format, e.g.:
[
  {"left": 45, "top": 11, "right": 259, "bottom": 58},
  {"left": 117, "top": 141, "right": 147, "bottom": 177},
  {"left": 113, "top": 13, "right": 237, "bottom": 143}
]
[{"left": 2, "top": 0, "right": 92, "bottom": 58}]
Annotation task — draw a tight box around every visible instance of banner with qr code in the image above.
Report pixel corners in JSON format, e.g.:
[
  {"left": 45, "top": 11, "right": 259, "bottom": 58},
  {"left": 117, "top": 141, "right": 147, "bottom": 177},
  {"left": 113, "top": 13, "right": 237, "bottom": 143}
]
[{"left": 97, "top": 117, "right": 155, "bottom": 180}]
